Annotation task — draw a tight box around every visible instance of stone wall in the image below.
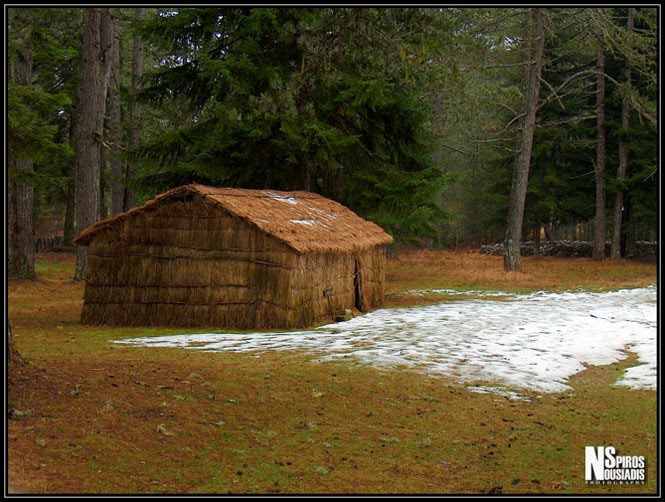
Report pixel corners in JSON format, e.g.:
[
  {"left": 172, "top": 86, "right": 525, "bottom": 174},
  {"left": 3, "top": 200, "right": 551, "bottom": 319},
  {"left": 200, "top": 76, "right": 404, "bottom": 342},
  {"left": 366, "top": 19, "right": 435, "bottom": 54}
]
[{"left": 480, "top": 240, "right": 657, "bottom": 258}]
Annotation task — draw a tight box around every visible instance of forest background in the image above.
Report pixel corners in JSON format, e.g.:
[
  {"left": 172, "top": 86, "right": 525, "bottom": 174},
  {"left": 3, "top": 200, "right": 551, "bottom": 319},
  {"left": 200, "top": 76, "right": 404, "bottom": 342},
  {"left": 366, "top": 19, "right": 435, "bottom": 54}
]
[{"left": 6, "top": 7, "right": 658, "bottom": 280}]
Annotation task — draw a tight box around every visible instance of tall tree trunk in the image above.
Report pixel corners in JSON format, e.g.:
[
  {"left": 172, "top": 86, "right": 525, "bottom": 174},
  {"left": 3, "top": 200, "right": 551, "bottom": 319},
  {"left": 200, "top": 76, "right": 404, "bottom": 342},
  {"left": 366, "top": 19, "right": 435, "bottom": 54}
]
[
  {"left": 300, "top": 157, "right": 311, "bottom": 191},
  {"left": 611, "top": 8, "right": 634, "bottom": 259},
  {"left": 504, "top": 8, "right": 545, "bottom": 272},
  {"left": 8, "top": 321, "right": 24, "bottom": 370},
  {"left": 74, "top": 8, "right": 114, "bottom": 281},
  {"left": 63, "top": 175, "right": 76, "bottom": 247},
  {"left": 592, "top": 28, "right": 607, "bottom": 260},
  {"left": 8, "top": 159, "right": 35, "bottom": 278},
  {"left": 533, "top": 223, "right": 541, "bottom": 256},
  {"left": 8, "top": 44, "right": 35, "bottom": 278},
  {"left": 63, "top": 95, "right": 80, "bottom": 247},
  {"left": 109, "top": 10, "right": 124, "bottom": 216},
  {"left": 124, "top": 7, "right": 145, "bottom": 211},
  {"left": 623, "top": 197, "right": 637, "bottom": 258},
  {"left": 99, "top": 140, "right": 108, "bottom": 219}
]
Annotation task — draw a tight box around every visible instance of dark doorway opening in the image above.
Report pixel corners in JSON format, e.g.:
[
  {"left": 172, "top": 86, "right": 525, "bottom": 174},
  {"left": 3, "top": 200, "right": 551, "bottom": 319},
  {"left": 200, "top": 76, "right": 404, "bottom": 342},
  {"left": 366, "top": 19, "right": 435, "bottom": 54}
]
[{"left": 354, "top": 258, "right": 365, "bottom": 311}]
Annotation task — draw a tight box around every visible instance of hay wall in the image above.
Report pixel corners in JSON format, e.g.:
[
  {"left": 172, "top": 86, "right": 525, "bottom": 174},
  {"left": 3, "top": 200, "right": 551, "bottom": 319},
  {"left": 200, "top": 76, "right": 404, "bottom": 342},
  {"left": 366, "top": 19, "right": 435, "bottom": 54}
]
[
  {"left": 286, "top": 246, "right": 387, "bottom": 328},
  {"left": 81, "top": 196, "right": 297, "bottom": 328},
  {"left": 354, "top": 246, "right": 387, "bottom": 311}
]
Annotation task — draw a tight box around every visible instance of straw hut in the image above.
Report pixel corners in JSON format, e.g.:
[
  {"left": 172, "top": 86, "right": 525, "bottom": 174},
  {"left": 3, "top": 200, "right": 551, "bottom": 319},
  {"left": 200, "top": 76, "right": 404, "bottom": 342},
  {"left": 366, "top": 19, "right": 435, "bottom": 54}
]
[{"left": 74, "top": 184, "right": 393, "bottom": 329}]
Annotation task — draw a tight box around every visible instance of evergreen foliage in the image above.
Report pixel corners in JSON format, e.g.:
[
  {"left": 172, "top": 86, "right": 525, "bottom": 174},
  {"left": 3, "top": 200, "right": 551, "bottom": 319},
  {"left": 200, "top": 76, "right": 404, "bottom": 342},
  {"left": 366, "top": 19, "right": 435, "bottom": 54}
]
[
  {"left": 7, "top": 8, "right": 79, "bottom": 223},
  {"left": 5, "top": 7, "right": 658, "bottom": 252},
  {"left": 438, "top": 8, "right": 657, "bottom": 246},
  {"left": 7, "top": 9, "right": 76, "bottom": 175},
  {"left": 135, "top": 8, "right": 450, "bottom": 241}
]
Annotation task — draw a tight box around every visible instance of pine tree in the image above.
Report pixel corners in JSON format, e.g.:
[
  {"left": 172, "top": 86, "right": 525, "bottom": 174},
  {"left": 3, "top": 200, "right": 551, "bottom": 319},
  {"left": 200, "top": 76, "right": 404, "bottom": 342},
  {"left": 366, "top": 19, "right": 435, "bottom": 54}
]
[
  {"left": 74, "top": 8, "right": 114, "bottom": 281},
  {"left": 8, "top": 8, "right": 77, "bottom": 276},
  {"left": 134, "top": 8, "right": 449, "bottom": 241},
  {"left": 109, "top": 9, "right": 124, "bottom": 216},
  {"left": 610, "top": 8, "right": 633, "bottom": 259},
  {"left": 504, "top": 8, "right": 546, "bottom": 272},
  {"left": 8, "top": 35, "right": 36, "bottom": 278},
  {"left": 124, "top": 7, "right": 146, "bottom": 211},
  {"left": 592, "top": 22, "right": 607, "bottom": 260}
]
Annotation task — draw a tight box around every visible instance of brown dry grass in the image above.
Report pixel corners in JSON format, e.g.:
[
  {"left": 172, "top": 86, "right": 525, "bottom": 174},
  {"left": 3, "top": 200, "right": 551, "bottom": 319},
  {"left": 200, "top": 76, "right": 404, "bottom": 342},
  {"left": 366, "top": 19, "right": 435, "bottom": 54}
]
[
  {"left": 384, "top": 248, "right": 656, "bottom": 307},
  {"left": 6, "top": 251, "right": 658, "bottom": 495}
]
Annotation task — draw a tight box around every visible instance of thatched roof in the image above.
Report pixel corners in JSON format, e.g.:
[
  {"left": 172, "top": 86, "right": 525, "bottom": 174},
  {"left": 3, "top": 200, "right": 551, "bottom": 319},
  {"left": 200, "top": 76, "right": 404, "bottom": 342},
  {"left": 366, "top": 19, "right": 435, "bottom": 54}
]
[{"left": 75, "top": 184, "right": 393, "bottom": 254}]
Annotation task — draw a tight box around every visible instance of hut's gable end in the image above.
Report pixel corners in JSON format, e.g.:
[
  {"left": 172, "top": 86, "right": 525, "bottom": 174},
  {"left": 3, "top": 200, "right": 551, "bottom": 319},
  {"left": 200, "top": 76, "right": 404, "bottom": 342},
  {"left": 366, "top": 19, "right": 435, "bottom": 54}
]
[
  {"left": 287, "top": 253, "right": 356, "bottom": 327},
  {"left": 353, "top": 246, "right": 387, "bottom": 310},
  {"left": 285, "top": 246, "right": 388, "bottom": 328}
]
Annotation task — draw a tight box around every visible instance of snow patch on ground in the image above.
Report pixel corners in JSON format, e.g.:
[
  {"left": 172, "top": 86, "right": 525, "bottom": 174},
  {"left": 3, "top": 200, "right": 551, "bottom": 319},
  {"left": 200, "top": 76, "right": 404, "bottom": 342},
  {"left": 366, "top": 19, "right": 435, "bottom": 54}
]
[
  {"left": 115, "top": 286, "right": 657, "bottom": 397},
  {"left": 408, "top": 288, "right": 517, "bottom": 298}
]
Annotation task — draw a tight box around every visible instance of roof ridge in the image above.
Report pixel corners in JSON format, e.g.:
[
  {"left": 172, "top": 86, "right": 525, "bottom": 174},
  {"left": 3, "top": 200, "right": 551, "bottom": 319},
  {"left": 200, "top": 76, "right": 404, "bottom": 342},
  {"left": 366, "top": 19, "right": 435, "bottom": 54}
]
[
  {"left": 191, "top": 184, "right": 323, "bottom": 199},
  {"left": 75, "top": 184, "right": 393, "bottom": 253}
]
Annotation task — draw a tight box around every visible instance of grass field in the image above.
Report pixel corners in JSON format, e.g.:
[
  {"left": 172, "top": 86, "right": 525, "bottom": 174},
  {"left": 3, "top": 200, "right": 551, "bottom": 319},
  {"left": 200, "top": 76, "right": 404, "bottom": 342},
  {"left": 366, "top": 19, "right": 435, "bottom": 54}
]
[{"left": 7, "top": 250, "right": 658, "bottom": 494}]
